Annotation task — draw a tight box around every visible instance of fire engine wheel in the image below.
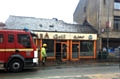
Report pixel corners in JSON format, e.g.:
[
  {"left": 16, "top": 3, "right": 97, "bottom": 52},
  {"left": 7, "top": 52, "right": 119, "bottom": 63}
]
[{"left": 8, "top": 59, "right": 24, "bottom": 72}]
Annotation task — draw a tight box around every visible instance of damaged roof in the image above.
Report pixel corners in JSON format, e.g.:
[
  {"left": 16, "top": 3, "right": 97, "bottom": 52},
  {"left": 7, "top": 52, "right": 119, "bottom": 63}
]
[{"left": 5, "top": 15, "right": 97, "bottom": 33}]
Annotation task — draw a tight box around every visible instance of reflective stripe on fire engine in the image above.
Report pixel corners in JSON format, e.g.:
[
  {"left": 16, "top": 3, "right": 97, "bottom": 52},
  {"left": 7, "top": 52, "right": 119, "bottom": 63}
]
[
  {"left": 0, "top": 48, "right": 33, "bottom": 52},
  {"left": 0, "top": 49, "right": 5, "bottom": 51}
]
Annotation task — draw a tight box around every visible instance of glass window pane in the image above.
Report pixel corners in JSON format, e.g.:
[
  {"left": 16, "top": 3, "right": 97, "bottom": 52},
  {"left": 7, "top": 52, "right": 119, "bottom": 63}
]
[
  {"left": 18, "top": 34, "right": 31, "bottom": 48},
  {"left": 42, "top": 39, "right": 54, "bottom": 57},
  {"left": 114, "top": 16, "right": 120, "bottom": 30},
  {"left": 8, "top": 34, "right": 14, "bottom": 43},
  {"left": 72, "top": 44, "right": 79, "bottom": 58},
  {"left": 0, "top": 34, "right": 3, "bottom": 43},
  {"left": 80, "top": 41, "right": 94, "bottom": 56},
  {"left": 62, "top": 44, "right": 67, "bottom": 59},
  {"left": 114, "top": 2, "right": 120, "bottom": 9}
]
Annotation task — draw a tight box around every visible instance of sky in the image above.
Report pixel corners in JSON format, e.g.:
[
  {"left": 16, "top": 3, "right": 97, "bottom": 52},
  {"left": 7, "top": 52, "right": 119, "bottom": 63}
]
[{"left": 0, "top": 0, "right": 79, "bottom": 23}]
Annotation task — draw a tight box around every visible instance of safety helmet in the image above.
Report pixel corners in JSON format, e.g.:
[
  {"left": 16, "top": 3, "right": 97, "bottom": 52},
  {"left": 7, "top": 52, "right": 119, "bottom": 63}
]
[{"left": 43, "top": 43, "right": 47, "bottom": 47}]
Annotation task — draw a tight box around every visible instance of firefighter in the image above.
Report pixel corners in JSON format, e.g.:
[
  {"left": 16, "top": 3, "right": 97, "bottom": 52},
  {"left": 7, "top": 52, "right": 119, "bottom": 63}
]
[{"left": 41, "top": 43, "right": 47, "bottom": 66}]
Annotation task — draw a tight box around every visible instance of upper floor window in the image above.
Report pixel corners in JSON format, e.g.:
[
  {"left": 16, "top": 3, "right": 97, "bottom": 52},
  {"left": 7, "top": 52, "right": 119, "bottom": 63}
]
[
  {"left": 0, "top": 34, "right": 3, "bottom": 43},
  {"left": 104, "top": 0, "right": 106, "bottom": 5},
  {"left": 84, "top": 6, "right": 86, "bottom": 12},
  {"left": 114, "top": 16, "right": 120, "bottom": 30},
  {"left": 114, "top": 0, "right": 120, "bottom": 10}
]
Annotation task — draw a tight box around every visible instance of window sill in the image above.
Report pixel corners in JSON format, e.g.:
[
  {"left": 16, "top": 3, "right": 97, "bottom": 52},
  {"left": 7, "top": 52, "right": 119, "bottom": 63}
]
[
  {"left": 114, "top": 9, "right": 120, "bottom": 11},
  {"left": 112, "top": 29, "right": 120, "bottom": 31}
]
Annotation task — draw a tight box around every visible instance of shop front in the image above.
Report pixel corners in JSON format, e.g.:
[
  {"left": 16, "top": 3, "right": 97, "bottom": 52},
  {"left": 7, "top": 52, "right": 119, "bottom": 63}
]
[{"left": 34, "top": 32, "right": 97, "bottom": 61}]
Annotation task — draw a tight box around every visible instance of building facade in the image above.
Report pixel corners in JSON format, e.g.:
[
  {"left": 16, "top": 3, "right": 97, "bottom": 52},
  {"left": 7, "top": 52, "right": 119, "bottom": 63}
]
[
  {"left": 74, "top": 0, "right": 120, "bottom": 51},
  {"left": 5, "top": 15, "right": 97, "bottom": 61},
  {"left": 0, "top": 22, "right": 5, "bottom": 29}
]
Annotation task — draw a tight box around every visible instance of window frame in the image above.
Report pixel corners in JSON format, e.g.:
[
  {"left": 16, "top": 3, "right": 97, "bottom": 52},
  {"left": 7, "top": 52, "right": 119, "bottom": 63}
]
[{"left": 114, "top": 16, "right": 120, "bottom": 30}]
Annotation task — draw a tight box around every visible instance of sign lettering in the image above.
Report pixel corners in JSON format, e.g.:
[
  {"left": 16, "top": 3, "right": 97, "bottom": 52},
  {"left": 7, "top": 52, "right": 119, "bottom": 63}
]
[
  {"left": 53, "top": 34, "right": 65, "bottom": 39},
  {"left": 44, "top": 33, "right": 49, "bottom": 39},
  {"left": 74, "top": 35, "right": 84, "bottom": 39},
  {"left": 37, "top": 33, "right": 49, "bottom": 39}
]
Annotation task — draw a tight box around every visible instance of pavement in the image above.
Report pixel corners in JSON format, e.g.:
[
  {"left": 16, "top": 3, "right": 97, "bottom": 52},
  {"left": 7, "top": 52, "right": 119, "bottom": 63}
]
[
  {"left": 43, "top": 59, "right": 120, "bottom": 67},
  {"left": 84, "top": 73, "right": 120, "bottom": 79},
  {"left": 23, "top": 73, "right": 120, "bottom": 79}
]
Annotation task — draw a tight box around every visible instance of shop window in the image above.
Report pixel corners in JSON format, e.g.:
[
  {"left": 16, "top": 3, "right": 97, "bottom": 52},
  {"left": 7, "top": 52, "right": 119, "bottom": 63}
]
[
  {"left": 80, "top": 41, "right": 94, "bottom": 56},
  {"left": 72, "top": 44, "right": 79, "bottom": 58},
  {"left": 18, "top": 34, "right": 31, "bottom": 48},
  {"left": 8, "top": 34, "right": 14, "bottom": 43},
  {"left": 0, "top": 34, "right": 3, "bottom": 43},
  {"left": 42, "top": 39, "right": 54, "bottom": 57}
]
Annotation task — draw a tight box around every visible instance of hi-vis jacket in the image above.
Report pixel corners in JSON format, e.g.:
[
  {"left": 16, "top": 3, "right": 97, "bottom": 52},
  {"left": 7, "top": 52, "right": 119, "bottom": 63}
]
[{"left": 41, "top": 47, "right": 47, "bottom": 57}]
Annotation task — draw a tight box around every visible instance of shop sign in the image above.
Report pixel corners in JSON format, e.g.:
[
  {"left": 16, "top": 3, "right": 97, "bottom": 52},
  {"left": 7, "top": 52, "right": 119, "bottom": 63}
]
[
  {"left": 74, "top": 35, "right": 84, "bottom": 39},
  {"left": 53, "top": 34, "right": 65, "bottom": 39},
  {"left": 37, "top": 33, "right": 49, "bottom": 39}
]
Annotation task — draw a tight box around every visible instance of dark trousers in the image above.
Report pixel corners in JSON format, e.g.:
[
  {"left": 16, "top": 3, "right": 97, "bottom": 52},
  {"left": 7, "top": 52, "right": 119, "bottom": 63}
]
[{"left": 42, "top": 57, "right": 47, "bottom": 66}]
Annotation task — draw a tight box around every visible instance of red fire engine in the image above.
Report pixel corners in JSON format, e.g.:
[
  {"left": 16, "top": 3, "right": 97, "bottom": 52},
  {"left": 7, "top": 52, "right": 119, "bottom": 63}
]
[{"left": 0, "top": 29, "right": 38, "bottom": 72}]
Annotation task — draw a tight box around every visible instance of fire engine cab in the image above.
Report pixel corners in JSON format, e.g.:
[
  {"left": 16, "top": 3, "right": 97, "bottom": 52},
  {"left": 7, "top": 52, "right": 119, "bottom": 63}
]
[{"left": 0, "top": 28, "right": 38, "bottom": 72}]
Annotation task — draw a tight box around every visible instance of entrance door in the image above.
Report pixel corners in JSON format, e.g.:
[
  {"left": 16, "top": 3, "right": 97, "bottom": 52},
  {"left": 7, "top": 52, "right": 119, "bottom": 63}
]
[
  {"left": 55, "top": 42, "right": 67, "bottom": 61},
  {"left": 61, "top": 43, "right": 67, "bottom": 60},
  {"left": 72, "top": 43, "right": 80, "bottom": 59},
  {"left": 56, "top": 43, "right": 61, "bottom": 61}
]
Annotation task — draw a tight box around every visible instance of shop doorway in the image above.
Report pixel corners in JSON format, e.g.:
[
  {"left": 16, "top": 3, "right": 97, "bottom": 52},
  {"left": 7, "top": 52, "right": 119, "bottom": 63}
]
[
  {"left": 55, "top": 42, "right": 67, "bottom": 61},
  {"left": 72, "top": 42, "right": 80, "bottom": 60}
]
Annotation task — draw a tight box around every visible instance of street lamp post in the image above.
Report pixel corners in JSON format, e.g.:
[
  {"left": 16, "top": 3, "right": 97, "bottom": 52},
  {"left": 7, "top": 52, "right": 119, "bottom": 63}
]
[
  {"left": 97, "top": 0, "right": 101, "bottom": 53},
  {"left": 106, "top": 0, "right": 110, "bottom": 60}
]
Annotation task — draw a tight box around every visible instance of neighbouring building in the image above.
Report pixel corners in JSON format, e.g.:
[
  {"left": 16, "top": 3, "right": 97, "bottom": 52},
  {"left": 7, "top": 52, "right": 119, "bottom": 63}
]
[
  {"left": 73, "top": 0, "right": 120, "bottom": 52},
  {"left": 5, "top": 15, "right": 97, "bottom": 62},
  {"left": 0, "top": 22, "right": 5, "bottom": 29}
]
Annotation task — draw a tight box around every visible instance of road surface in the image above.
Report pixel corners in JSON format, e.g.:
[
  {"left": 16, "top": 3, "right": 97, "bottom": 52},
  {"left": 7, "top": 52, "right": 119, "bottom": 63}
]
[{"left": 0, "top": 65, "right": 120, "bottom": 79}]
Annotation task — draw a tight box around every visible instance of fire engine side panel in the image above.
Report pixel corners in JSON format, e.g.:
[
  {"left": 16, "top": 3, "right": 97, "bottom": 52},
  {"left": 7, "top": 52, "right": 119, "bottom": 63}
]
[
  {"left": 0, "top": 32, "right": 5, "bottom": 63},
  {"left": 5, "top": 32, "right": 16, "bottom": 62}
]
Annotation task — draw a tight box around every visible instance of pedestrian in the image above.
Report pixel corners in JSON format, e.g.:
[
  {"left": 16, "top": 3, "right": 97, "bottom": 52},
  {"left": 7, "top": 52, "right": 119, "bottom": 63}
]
[{"left": 41, "top": 43, "right": 47, "bottom": 66}]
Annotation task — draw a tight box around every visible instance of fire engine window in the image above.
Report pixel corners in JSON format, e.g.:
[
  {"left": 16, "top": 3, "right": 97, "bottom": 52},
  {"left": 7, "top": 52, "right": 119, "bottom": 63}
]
[
  {"left": 8, "top": 34, "right": 14, "bottom": 43},
  {"left": 0, "top": 34, "right": 3, "bottom": 43},
  {"left": 18, "top": 34, "right": 31, "bottom": 48}
]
